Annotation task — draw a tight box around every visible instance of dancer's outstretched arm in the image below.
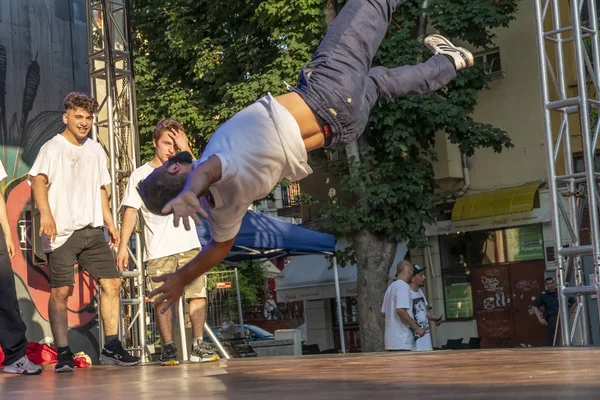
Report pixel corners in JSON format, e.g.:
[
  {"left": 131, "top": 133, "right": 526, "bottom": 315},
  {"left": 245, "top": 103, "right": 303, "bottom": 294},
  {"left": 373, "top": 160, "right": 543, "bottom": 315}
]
[{"left": 149, "top": 237, "right": 235, "bottom": 313}]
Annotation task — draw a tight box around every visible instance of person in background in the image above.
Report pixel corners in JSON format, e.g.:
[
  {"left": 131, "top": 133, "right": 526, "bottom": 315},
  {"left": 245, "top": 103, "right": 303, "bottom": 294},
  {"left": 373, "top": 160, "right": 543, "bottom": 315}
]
[
  {"left": 533, "top": 277, "right": 575, "bottom": 346},
  {"left": 117, "top": 119, "right": 218, "bottom": 365},
  {"left": 409, "top": 264, "right": 443, "bottom": 351},
  {"left": 381, "top": 260, "right": 424, "bottom": 351},
  {"left": 29, "top": 92, "right": 139, "bottom": 372},
  {"left": 0, "top": 160, "right": 43, "bottom": 375}
]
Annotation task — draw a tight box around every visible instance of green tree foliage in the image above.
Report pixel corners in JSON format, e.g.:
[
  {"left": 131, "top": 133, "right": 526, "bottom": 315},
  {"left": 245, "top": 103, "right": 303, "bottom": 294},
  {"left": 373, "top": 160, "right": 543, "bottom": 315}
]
[
  {"left": 320, "top": 0, "right": 519, "bottom": 249},
  {"left": 132, "top": 0, "right": 327, "bottom": 161}
]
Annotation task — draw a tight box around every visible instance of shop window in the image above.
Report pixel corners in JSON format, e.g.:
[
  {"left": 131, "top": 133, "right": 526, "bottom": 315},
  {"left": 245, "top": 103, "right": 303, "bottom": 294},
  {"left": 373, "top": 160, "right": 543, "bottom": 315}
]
[{"left": 439, "top": 224, "right": 544, "bottom": 320}]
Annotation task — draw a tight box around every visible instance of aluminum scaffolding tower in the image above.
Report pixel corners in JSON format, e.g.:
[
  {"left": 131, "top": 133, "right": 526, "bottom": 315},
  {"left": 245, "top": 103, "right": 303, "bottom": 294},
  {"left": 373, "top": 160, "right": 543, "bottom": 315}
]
[
  {"left": 85, "top": 0, "right": 230, "bottom": 362},
  {"left": 86, "top": 0, "right": 147, "bottom": 360},
  {"left": 534, "top": 0, "right": 600, "bottom": 346}
]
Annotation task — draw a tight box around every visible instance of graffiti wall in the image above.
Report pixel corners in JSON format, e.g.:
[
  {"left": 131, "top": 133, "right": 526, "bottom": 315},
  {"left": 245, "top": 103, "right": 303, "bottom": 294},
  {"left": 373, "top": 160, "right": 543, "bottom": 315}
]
[{"left": 0, "top": 0, "right": 100, "bottom": 361}]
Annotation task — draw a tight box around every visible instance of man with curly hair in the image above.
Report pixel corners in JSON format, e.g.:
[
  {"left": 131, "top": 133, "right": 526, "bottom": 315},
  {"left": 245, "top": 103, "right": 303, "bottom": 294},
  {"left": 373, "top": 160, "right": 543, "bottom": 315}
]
[
  {"left": 139, "top": 0, "right": 474, "bottom": 311},
  {"left": 29, "top": 92, "right": 140, "bottom": 372}
]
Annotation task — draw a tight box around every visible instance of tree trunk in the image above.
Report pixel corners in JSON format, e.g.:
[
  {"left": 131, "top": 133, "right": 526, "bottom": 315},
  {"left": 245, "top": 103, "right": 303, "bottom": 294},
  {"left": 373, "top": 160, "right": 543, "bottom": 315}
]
[{"left": 353, "top": 229, "right": 397, "bottom": 352}]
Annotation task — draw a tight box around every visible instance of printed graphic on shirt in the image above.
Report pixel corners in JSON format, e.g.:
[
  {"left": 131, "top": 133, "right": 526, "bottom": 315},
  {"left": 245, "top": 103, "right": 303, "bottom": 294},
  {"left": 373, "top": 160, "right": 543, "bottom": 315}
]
[{"left": 412, "top": 297, "right": 429, "bottom": 331}]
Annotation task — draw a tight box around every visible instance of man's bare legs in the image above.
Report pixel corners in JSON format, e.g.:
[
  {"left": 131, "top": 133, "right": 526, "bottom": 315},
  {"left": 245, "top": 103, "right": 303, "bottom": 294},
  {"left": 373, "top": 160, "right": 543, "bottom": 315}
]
[
  {"left": 98, "top": 278, "right": 120, "bottom": 337},
  {"left": 189, "top": 298, "right": 207, "bottom": 338},
  {"left": 48, "top": 286, "right": 71, "bottom": 348}
]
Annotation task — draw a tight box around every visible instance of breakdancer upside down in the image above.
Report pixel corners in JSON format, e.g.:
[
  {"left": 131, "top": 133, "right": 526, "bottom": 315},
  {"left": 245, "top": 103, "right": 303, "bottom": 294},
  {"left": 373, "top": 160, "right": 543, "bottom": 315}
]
[{"left": 139, "top": 0, "right": 473, "bottom": 312}]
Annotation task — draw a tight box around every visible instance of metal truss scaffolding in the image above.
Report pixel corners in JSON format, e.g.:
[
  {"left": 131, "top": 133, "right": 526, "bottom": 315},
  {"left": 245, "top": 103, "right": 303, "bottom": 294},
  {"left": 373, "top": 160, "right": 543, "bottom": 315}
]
[
  {"left": 534, "top": 0, "right": 600, "bottom": 346},
  {"left": 86, "top": 0, "right": 147, "bottom": 360}
]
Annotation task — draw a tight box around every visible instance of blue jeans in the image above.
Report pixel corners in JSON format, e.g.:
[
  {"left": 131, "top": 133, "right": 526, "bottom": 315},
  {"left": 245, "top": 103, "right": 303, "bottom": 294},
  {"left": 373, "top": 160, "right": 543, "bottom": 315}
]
[{"left": 294, "top": 0, "right": 457, "bottom": 147}]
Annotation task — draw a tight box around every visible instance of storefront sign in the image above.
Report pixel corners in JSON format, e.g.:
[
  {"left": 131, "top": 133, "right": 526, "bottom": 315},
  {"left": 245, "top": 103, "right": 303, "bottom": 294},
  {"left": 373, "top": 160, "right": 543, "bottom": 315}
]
[
  {"left": 445, "top": 283, "right": 473, "bottom": 319},
  {"left": 424, "top": 208, "right": 551, "bottom": 236},
  {"left": 505, "top": 225, "right": 544, "bottom": 261}
]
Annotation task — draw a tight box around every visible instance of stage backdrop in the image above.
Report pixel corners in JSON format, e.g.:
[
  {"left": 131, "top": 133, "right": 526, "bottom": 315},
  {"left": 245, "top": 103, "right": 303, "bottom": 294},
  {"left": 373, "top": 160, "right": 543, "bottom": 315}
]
[{"left": 0, "top": 0, "right": 100, "bottom": 362}]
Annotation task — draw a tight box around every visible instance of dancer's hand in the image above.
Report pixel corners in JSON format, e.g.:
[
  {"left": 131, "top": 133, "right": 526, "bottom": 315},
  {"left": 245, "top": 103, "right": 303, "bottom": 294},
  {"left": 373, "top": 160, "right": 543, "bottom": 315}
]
[
  {"left": 415, "top": 327, "right": 426, "bottom": 337},
  {"left": 162, "top": 191, "right": 208, "bottom": 230},
  {"left": 150, "top": 272, "right": 185, "bottom": 314}
]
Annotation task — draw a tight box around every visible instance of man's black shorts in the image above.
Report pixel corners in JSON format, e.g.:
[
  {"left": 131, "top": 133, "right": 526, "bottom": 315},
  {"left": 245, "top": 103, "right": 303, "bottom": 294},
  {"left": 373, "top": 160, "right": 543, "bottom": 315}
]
[{"left": 46, "top": 227, "right": 119, "bottom": 287}]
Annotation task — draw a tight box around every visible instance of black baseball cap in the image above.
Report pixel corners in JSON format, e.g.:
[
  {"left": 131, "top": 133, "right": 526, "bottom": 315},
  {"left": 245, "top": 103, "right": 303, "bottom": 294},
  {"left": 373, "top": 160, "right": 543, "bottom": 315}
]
[{"left": 413, "top": 264, "right": 426, "bottom": 274}]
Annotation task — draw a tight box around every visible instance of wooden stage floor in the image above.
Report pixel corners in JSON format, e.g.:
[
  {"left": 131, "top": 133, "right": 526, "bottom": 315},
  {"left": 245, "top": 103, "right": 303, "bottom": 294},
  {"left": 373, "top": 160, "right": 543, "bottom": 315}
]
[{"left": 2, "top": 347, "right": 600, "bottom": 399}]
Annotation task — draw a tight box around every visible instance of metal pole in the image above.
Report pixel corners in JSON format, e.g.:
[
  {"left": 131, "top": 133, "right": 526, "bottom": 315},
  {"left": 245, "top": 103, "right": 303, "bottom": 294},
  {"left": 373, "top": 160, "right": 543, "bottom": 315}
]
[
  {"left": 584, "top": 0, "right": 600, "bottom": 338},
  {"left": 571, "top": 0, "right": 600, "bottom": 339},
  {"left": 178, "top": 297, "right": 188, "bottom": 361},
  {"left": 553, "top": 0, "right": 591, "bottom": 345},
  {"left": 134, "top": 232, "right": 146, "bottom": 362},
  {"left": 333, "top": 257, "right": 346, "bottom": 353},
  {"left": 234, "top": 268, "right": 244, "bottom": 334},
  {"left": 204, "top": 323, "right": 230, "bottom": 360},
  {"left": 533, "top": 0, "right": 571, "bottom": 346}
]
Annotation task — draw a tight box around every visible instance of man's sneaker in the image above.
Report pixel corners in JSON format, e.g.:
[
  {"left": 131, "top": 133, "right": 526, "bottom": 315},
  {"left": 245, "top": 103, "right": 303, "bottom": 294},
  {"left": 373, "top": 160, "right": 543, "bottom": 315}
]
[
  {"left": 55, "top": 348, "right": 74, "bottom": 373},
  {"left": 100, "top": 340, "right": 141, "bottom": 366},
  {"left": 424, "top": 34, "right": 474, "bottom": 71},
  {"left": 159, "top": 343, "right": 179, "bottom": 366},
  {"left": 2, "top": 355, "right": 42, "bottom": 375},
  {"left": 190, "top": 341, "right": 220, "bottom": 363}
]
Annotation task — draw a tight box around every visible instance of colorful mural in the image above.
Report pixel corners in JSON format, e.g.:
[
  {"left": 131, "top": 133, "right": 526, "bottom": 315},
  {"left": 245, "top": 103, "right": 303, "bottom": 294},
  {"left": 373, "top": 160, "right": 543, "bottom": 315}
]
[{"left": 0, "top": 0, "right": 97, "bottom": 343}]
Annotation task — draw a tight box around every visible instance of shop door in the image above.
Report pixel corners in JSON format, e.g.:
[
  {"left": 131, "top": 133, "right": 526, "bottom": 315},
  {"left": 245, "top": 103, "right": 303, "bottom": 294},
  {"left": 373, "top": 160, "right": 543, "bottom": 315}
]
[
  {"left": 508, "top": 261, "right": 549, "bottom": 346},
  {"left": 472, "top": 266, "right": 514, "bottom": 348}
]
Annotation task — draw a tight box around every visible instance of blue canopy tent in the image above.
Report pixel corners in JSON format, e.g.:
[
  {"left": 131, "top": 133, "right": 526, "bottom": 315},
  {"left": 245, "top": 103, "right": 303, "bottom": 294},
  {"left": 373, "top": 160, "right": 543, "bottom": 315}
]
[{"left": 196, "top": 210, "right": 347, "bottom": 352}]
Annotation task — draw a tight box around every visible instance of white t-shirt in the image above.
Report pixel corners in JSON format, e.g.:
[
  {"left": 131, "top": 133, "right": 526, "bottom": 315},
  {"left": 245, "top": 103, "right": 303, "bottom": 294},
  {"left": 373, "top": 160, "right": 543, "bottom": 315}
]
[
  {"left": 381, "top": 280, "right": 414, "bottom": 350},
  {"left": 122, "top": 163, "right": 201, "bottom": 261},
  {"left": 28, "top": 135, "right": 111, "bottom": 252},
  {"left": 411, "top": 288, "right": 433, "bottom": 351},
  {"left": 0, "top": 160, "right": 6, "bottom": 181},
  {"left": 197, "top": 94, "right": 313, "bottom": 242}
]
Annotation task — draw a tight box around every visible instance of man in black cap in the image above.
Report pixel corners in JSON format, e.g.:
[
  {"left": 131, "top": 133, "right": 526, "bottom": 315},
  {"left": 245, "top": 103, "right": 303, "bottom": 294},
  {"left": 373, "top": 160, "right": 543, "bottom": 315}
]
[{"left": 409, "top": 264, "right": 443, "bottom": 351}]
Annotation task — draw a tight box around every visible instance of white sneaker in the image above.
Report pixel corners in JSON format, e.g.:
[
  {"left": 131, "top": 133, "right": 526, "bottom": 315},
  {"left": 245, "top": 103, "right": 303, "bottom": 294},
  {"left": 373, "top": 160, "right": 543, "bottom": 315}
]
[
  {"left": 424, "top": 34, "right": 474, "bottom": 71},
  {"left": 2, "top": 355, "right": 43, "bottom": 375}
]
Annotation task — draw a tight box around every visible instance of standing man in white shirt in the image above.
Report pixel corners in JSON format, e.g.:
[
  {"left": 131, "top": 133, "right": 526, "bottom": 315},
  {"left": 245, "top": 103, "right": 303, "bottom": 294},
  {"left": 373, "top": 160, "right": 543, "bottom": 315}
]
[
  {"left": 116, "top": 119, "right": 218, "bottom": 365},
  {"left": 0, "top": 160, "right": 43, "bottom": 375},
  {"left": 381, "top": 260, "right": 424, "bottom": 351},
  {"left": 409, "top": 265, "right": 443, "bottom": 351},
  {"left": 29, "top": 92, "right": 140, "bottom": 372}
]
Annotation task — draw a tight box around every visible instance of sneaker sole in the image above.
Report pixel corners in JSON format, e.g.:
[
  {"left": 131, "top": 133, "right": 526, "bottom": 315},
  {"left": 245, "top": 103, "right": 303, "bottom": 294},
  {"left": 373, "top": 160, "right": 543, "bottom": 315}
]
[
  {"left": 425, "top": 34, "right": 474, "bottom": 67},
  {"left": 189, "top": 354, "right": 200, "bottom": 363},
  {"left": 3, "top": 367, "right": 44, "bottom": 375},
  {"left": 99, "top": 354, "right": 141, "bottom": 367},
  {"left": 55, "top": 365, "right": 74, "bottom": 373},
  {"left": 201, "top": 355, "right": 220, "bottom": 363},
  {"left": 160, "top": 359, "right": 180, "bottom": 366}
]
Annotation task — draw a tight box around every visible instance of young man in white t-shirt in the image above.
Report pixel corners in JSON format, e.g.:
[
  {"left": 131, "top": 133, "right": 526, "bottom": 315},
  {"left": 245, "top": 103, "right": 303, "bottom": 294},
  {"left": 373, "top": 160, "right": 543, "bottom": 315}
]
[
  {"left": 29, "top": 92, "right": 140, "bottom": 372},
  {"left": 139, "top": 0, "right": 475, "bottom": 311},
  {"left": 0, "top": 161, "right": 43, "bottom": 375},
  {"left": 381, "top": 260, "right": 424, "bottom": 351},
  {"left": 409, "top": 265, "right": 443, "bottom": 351},
  {"left": 117, "top": 119, "right": 218, "bottom": 365}
]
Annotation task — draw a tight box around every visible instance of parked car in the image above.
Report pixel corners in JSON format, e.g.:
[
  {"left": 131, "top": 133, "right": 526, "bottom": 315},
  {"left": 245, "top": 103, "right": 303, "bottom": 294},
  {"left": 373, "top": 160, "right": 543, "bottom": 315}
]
[{"left": 205, "top": 324, "right": 275, "bottom": 342}]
